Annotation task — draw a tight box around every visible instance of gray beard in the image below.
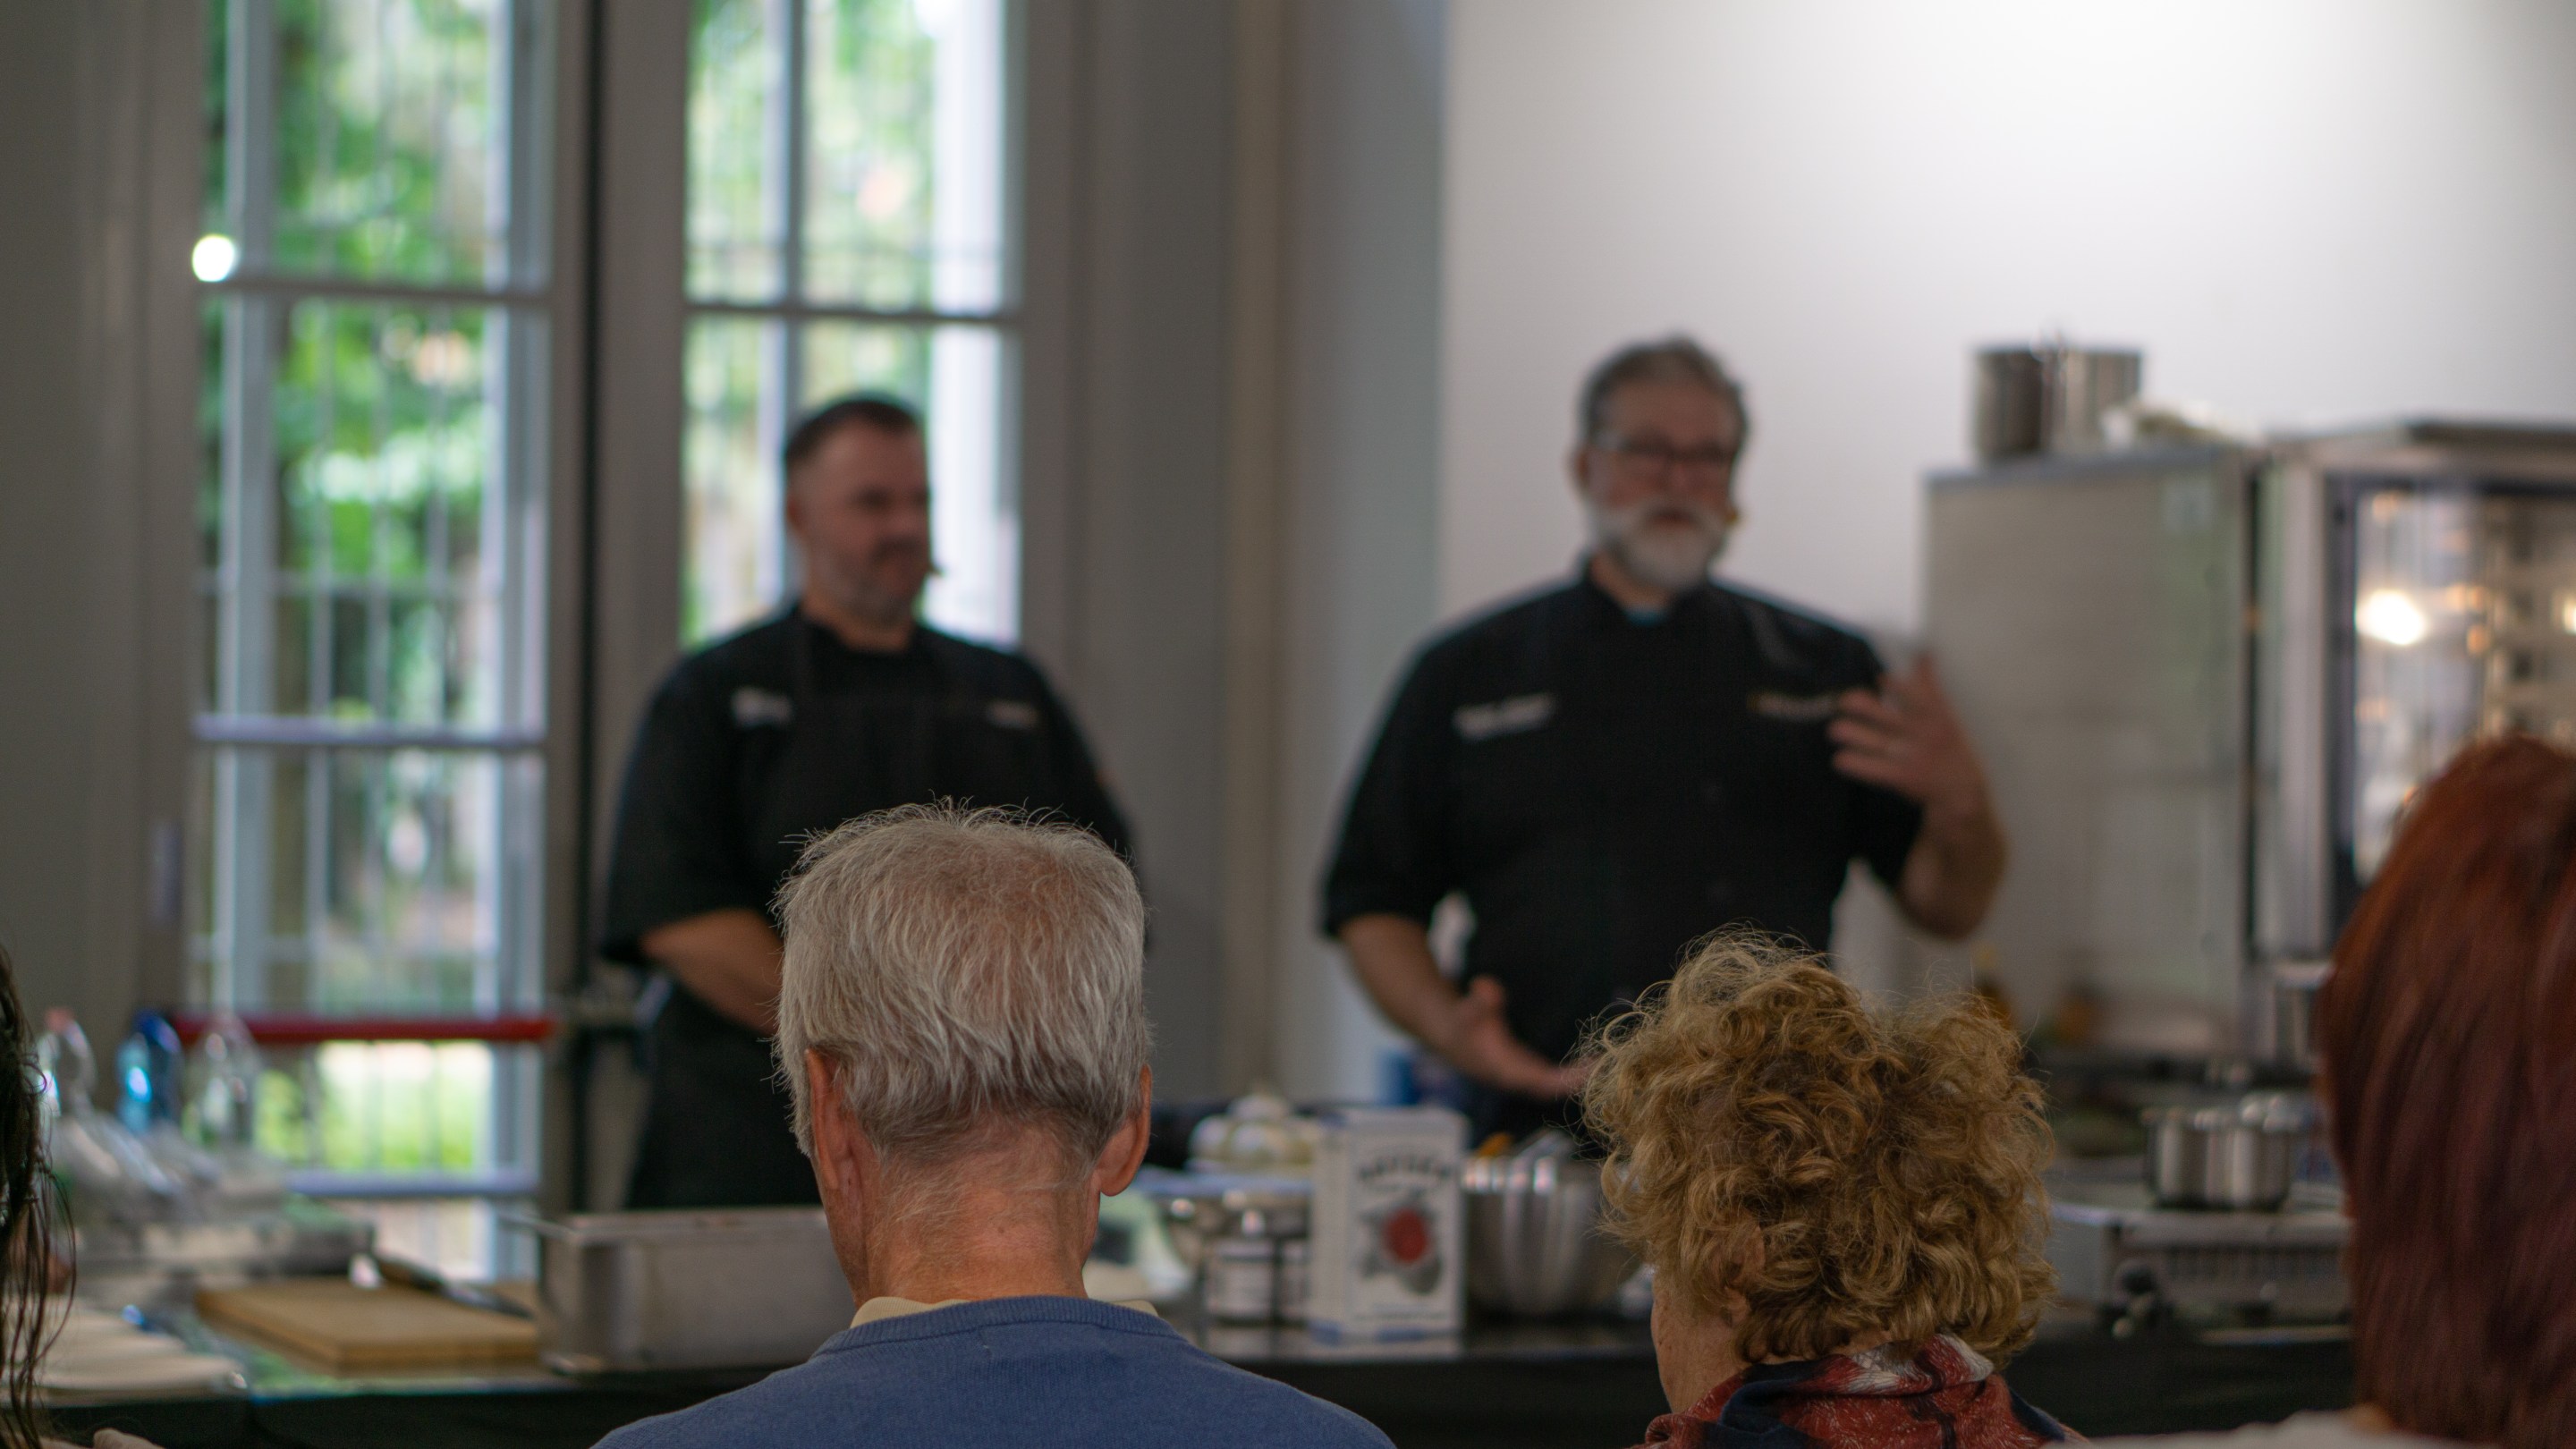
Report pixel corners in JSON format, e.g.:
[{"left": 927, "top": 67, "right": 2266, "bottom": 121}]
[{"left": 1589, "top": 502, "right": 1728, "bottom": 595}]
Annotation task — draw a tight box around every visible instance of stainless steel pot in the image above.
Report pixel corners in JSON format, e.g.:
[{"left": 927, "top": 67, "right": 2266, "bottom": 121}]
[
  {"left": 1973, "top": 343, "right": 2143, "bottom": 459},
  {"left": 1462, "top": 1131, "right": 1635, "bottom": 1318},
  {"left": 1972, "top": 348, "right": 2047, "bottom": 459},
  {"left": 2142, "top": 1094, "right": 2313, "bottom": 1211}
]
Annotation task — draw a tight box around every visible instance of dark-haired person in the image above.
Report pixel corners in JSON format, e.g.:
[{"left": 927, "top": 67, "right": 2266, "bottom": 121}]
[
  {"left": 1584, "top": 934, "right": 2073, "bottom": 1448},
  {"left": 0, "top": 946, "right": 157, "bottom": 1449},
  {"left": 1324, "top": 336, "right": 2005, "bottom": 1138},
  {"left": 0, "top": 945, "right": 53, "bottom": 1449},
  {"left": 602, "top": 395, "right": 1131, "bottom": 1208},
  {"left": 2099, "top": 735, "right": 2576, "bottom": 1448}
]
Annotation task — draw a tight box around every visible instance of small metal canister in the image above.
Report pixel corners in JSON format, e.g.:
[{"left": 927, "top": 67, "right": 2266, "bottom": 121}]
[
  {"left": 1203, "top": 1234, "right": 1278, "bottom": 1324},
  {"left": 1199, "top": 1203, "right": 1309, "bottom": 1325},
  {"left": 1276, "top": 1238, "right": 1310, "bottom": 1325}
]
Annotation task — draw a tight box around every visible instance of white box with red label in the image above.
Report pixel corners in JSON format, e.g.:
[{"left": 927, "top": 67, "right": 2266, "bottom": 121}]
[{"left": 1306, "top": 1106, "right": 1466, "bottom": 1340}]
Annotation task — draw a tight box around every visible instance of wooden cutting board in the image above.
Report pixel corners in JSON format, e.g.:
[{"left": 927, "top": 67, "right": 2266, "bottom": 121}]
[{"left": 196, "top": 1279, "right": 538, "bottom": 1372}]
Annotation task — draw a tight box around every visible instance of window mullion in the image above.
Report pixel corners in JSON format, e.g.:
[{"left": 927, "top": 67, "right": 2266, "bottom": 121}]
[
  {"left": 213, "top": 0, "right": 288, "bottom": 1017},
  {"left": 775, "top": 0, "right": 806, "bottom": 310},
  {"left": 497, "top": 0, "right": 552, "bottom": 292},
  {"left": 231, "top": 0, "right": 277, "bottom": 268},
  {"left": 768, "top": 0, "right": 808, "bottom": 597},
  {"left": 194, "top": 0, "right": 561, "bottom": 1196}
]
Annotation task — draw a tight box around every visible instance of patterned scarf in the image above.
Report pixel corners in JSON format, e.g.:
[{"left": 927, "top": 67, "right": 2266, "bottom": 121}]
[{"left": 1633, "top": 1335, "right": 2079, "bottom": 1449}]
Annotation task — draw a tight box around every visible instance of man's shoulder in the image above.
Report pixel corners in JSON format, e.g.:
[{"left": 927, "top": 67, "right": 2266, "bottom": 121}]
[
  {"left": 1431, "top": 579, "right": 1589, "bottom": 648},
  {"left": 657, "top": 613, "right": 799, "bottom": 699},
  {"left": 1402, "top": 580, "right": 1590, "bottom": 685},
  {"left": 917, "top": 626, "right": 1053, "bottom": 697},
  {"left": 594, "top": 1301, "right": 1392, "bottom": 1449}
]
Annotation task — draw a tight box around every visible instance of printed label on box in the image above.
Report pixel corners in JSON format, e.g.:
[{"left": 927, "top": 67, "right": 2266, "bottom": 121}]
[{"left": 1309, "top": 1106, "right": 1465, "bottom": 1338}]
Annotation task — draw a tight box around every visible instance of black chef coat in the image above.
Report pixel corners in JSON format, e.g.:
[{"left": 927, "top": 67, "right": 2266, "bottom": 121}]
[
  {"left": 1322, "top": 571, "right": 1921, "bottom": 1136},
  {"left": 602, "top": 608, "right": 1131, "bottom": 1208}
]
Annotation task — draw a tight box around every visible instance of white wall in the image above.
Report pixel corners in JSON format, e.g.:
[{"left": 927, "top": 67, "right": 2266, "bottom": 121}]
[
  {"left": 1441, "top": 0, "right": 2576, "bottom": 640},
  {"left": 1267, "top": 0, "right": 1448, "bottom": 1102}
]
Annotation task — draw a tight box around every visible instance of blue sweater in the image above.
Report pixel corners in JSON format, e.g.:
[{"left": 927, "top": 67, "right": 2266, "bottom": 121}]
[{"left": 592, "top": 1297, "right": 1394, "bottom": 1448}]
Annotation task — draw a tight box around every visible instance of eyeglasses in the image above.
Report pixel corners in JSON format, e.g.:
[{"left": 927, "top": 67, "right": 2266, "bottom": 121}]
[{"left": 1594, "top": 432, "right": 1740, "bottom": 483}]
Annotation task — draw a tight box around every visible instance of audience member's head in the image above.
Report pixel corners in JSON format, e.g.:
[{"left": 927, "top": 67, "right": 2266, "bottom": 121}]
[
  {"left": 1583, "top": 934, "right": 2066, "bottom": 1446},
  {"left": 605, "top": 808, "right": 1389, "bottom": 1449},
  {"left": 2321, "top": 734, "right": 2576, "bottom": 1449},
  {"left": 772, "top": 804, "right": 1152, "bottom": 1290}
]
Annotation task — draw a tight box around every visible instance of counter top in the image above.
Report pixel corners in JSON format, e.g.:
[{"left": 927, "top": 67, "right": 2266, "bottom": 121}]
[
  {"left": 48, "top": 1303, "right": 2351, "bottom": 1449},
  {"left": 52, "top": 1305, "right": 1655, "bottom": 1403}
]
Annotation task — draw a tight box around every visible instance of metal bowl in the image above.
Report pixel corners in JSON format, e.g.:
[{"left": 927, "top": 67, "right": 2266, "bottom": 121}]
[
  {"left": 1132, "top": 1170, "right": 1310, "bottom": 1275},
  {"left": 2142, "top": 1093, "right": 2314, "bottom": 1211},
  {"left": 1462, "top": 1138, "right": 1635, "bottom": 1318}
]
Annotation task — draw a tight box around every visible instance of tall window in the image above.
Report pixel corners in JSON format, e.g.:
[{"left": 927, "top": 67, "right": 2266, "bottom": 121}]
[
  {"left": 684, "top": 0, "right": 1018, "bottom": 647},
  {"left": 193, "top": 0, "right": 554, "bottom": 1191}
]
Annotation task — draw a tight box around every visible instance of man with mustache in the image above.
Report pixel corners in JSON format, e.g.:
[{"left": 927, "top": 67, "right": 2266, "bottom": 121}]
[
  {"left": 601, "top": 394, "right": 1131, "bottom": 1207},
  {"left": 1324, "top": 337, "right": 2004, "bottom": 1138}
]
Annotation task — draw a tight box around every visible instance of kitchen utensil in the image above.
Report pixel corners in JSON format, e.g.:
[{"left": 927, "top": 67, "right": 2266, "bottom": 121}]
[
  {"left": 1133, "top": 1170, "right": 1310, "bottom": 1276},
  {"left": 2142, "top": 1094, "right": 2313, "bottom": 1210},
  {"left": 2047, "top": 1179, "right": 2347, "bottom": 1331},
  {"left": 369, "top": 1253, "right": 535, "bottom": 1319},
  {"left": 1973, "top": 348, "right": 2047, "bottom": 460},
  {"left": 508, "top": 1208, "right": 853, "bottom": 1373},
  {"left": 195, "top": 1279, "right": 536, "bottom": 1371},
  {"left": 1193, "top": 1194, "right": 1309, "bottom": 1326},
  {"left": 2042, "top": 346, "right": 2143, "bottom": 453},
  {"left": 1972, "top": 343, "right": 2143, "bottom": 460},
  {"left": 1186, "top": 1088, "right": 1319, "bottom": 1176},
  {"left": 2262, "top": 961, "right": 2331, "bottom": 1072},
  {"left": 1462, "top": 1130, "right": 1634, "bottom": 1318}
]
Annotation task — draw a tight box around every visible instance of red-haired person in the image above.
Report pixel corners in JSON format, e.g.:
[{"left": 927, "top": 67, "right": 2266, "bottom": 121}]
[{"left": 2102, "top": 734, "right": 2576, "bottom": 1448}]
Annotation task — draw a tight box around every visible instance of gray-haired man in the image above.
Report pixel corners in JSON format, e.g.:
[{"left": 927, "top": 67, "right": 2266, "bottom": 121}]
[
  {"left": 597, "top": 807, "right": 1390, "bottom": 1449},
  {"left": 1326, "top": 335, "right": 2006, "bottom": 1142}
]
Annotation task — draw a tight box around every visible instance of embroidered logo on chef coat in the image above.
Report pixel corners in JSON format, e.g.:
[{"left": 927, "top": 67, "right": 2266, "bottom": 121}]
[
  {"left": 732, "top": 687, "right": 794, "bottom": 728},
  {"left": 1748, "top": 690, "right": 1839, "bottom": 723},
  {"left": 1453, "top": 692, "right": 1555, "bottom": 741},
  {"left": 985, "top": 699, "right": 1041, "bottom": 731},
  {"left": 731, "top": 685, "right": 788, "bottom": 726}
]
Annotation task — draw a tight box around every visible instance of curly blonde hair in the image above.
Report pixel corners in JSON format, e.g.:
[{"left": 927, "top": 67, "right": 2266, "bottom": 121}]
[{"left": 1580, "top": 934, "right": 2054, "bottom": 1363}]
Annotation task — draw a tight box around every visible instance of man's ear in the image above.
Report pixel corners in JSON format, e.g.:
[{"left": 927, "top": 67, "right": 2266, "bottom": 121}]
[
  {"left": 1092, "top": 1065, "right": 1153, "bottom": 1199},
  {"left": 805, "top": 1049, "right": 864, "bottom": 1201},
  {"left": 782, "top": 472, "right": 808, "bottom": 538},
  {"left": 1568, "top": 445, "right": 1595, "bottom": 499}
]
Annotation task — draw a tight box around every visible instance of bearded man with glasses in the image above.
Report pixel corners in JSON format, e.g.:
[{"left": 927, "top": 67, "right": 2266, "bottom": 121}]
[{"left": 1323, "top": 336, "right": 2006, "bottom": 1139}]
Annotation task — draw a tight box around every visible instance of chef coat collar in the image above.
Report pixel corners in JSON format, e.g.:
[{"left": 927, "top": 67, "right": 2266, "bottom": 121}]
[
  {"left": 789, "top": 603, "right": 928, "bottom": 661},
  {"left": 1573, "top": 555, "right": 1718, "bottom": 627}
]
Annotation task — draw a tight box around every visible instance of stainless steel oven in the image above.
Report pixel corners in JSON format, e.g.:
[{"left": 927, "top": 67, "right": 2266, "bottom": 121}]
[{"left": 1925, "top": 421, "right": 2576, "bottom": 1059}]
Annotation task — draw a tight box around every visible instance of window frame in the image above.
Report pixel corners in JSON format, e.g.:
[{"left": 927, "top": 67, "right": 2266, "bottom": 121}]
[
  {"left": 189, "top": 0, "right": 591, "bottom": 1199},
  {"left": 678, "top": 0, "right": 1026, "bottom": 648}
]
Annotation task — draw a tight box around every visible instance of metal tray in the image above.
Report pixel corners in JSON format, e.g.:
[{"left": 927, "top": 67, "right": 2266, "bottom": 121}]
[{"left": 507, "top": 1208, "right": 853, "bottom": 1373}]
